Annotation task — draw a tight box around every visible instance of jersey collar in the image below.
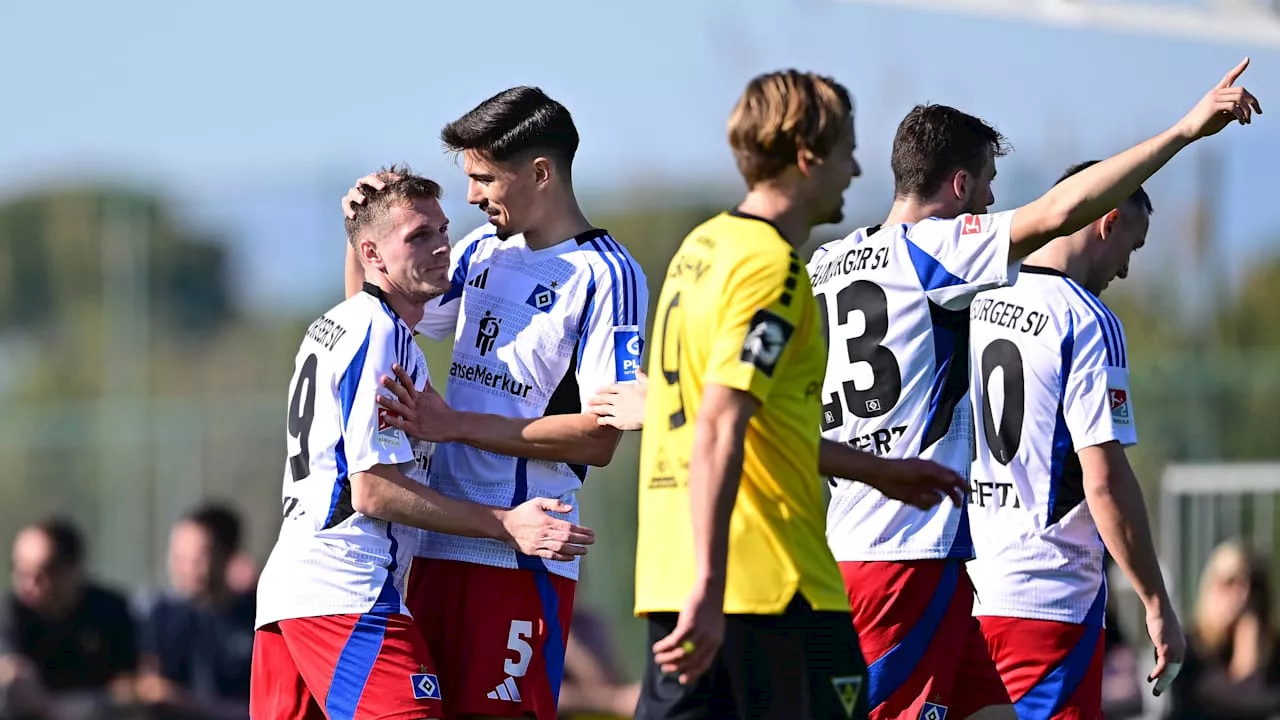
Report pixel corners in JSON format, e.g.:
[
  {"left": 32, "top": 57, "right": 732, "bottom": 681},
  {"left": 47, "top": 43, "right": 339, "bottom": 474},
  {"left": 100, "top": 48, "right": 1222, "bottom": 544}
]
[
  {"left": 361, "top": 281, "right": 407, "bottom": 325},
  {"left": 728, "top": 208, "right": 787, "bottom": 241},
  {"left": 1019, "top": 265, "right": 1070, "bottom": 278}
]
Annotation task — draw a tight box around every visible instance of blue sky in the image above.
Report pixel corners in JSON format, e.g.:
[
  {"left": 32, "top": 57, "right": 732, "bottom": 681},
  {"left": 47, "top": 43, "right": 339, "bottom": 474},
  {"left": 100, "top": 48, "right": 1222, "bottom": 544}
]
[{"left": 4, "top": 0, "right": 1277, "bottom": 312}]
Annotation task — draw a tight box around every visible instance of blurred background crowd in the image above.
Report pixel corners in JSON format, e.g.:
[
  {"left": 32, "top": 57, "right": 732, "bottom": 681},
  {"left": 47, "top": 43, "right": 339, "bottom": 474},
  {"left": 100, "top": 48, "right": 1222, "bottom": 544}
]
[{"left": 4, "top": 1, "right": 1280, "bottom": 719}]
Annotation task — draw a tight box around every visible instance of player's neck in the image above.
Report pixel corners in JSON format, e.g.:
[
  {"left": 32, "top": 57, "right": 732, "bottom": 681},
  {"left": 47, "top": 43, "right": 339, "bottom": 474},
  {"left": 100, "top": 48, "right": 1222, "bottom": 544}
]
[
  {"left": 736, "top": 190, "right": 810, "bottom": 248},
  {"left": 882, "top": 196, "right": 951, "bottom": 227},
  {"left": 1022, "top": 244, "right": 1090, "bottom": 284},
  {"left": 523, "top": 197, "right": 593, "bottom": 251},
  {"left": 364, "top": 276, "right": 426, "bottom": 328}
]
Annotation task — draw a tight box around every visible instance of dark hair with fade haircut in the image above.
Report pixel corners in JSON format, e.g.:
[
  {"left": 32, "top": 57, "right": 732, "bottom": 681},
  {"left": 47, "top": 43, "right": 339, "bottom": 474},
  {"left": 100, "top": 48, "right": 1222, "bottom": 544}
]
[
  {"left": 891, "top": 104, "right": 1010, "bottom": 199},
  {"left": 344, "top": 163, "right": 443, "bottom": 248},
  {"left": 184, "top": 502, "right": 243, "bottom": 558},
  {"left": 728, "top": 69, "right": 854, "bottom": 188},
  {"left": 440, "top": 86, "right": 580, "bottom": 171},
  {"left": 1054, "top": 160, "right": 1154, "bottom": 215},
  {"left": 32, "top": 516, "right": 85, "bottom": 569}
]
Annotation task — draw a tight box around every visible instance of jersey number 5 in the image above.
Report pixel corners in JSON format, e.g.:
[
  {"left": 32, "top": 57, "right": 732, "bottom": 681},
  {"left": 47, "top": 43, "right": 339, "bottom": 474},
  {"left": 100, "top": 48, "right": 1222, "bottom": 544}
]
[
  {"left": 816, "top": 281, "right": 903, "bottom": 427},
  {"left": 979, "top": 339, "right": 1025, "bottom": 464}
]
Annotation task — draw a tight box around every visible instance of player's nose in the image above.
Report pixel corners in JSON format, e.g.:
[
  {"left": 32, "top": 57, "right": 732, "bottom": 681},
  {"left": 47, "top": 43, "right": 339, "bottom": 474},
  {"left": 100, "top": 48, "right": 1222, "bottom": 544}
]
[{"left": 467, "top": 181, "right": 485, "bottom": 206}]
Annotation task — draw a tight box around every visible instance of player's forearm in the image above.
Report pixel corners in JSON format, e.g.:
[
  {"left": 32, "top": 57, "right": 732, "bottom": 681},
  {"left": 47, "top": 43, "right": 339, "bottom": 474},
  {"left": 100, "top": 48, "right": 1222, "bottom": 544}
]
[
  {"left": 819, "top": 439, "right": 894, "bottom": 485},
  {"left": 1010, "top": 127, "right": 1190, "bottom": 257},
  {"left": 344, "top": 243, "right": 363, "bottom": 299},
  {"left": 687, "top": 413, "right": 747, "bottom": 594},
  {"left": 1083, "top": 465, "right": 1171, "bottom": 612},
  {"left": 448, "top": 411, "right": 622, "bottom": 467},
  {"left": 350, "top": 468, "right": 510, "bottom": 542}
]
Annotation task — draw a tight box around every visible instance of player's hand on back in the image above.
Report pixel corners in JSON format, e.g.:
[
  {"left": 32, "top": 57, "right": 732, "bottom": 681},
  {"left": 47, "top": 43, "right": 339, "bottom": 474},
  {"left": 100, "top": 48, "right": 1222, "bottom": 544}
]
[
  {"left": 499, "top": 498, "right": 596, "bottom": 561},
  {"left": 587, "top": 369, "right": 648, "bottom": 431},
  {"left": 872, "top": 458, "right": 968, "bottom": 510},
  {"left": 341, "top": 171, "right": 401, "bottom": 219},
  {"left": 1145, "top": 602, "right": 1186, "bottom": 697},
  {"left": 1176, "top": 58, "right": 1262, "bottom": 141},
  {"left": 377, "top": 365, "right": 456, "bottom": 443}
]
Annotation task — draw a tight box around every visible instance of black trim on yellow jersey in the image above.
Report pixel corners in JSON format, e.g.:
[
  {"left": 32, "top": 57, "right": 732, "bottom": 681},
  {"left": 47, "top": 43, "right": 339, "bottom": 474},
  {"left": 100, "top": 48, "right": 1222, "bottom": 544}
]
[{"left": 728, "top": 209, "right": 786, "bottom": 240}]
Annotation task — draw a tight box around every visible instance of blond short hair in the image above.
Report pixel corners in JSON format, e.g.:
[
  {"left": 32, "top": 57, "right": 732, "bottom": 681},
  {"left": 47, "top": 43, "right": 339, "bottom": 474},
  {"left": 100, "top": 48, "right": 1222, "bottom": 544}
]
[{"left": 727, "top": 69, "right": 853, "bottom": 188}]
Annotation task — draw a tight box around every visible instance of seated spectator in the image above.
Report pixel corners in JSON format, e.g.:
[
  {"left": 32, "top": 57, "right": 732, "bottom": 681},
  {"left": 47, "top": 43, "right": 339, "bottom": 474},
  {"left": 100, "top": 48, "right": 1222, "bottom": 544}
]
[
  {"left": 135, "top": 504, "right": 254, "bottom": 720},
  {"left": 1167, "top": 539, "right": 1280, "bottom": 719},
  {"left": 0, "top": 517, "right": 137, "bottom": 719}
]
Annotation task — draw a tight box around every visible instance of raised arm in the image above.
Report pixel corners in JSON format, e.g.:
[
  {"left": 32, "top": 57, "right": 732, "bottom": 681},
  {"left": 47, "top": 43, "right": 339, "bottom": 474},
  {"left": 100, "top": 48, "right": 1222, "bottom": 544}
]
[{"left": 1008, "top": 58, "right": 1260, "bottom": 260}]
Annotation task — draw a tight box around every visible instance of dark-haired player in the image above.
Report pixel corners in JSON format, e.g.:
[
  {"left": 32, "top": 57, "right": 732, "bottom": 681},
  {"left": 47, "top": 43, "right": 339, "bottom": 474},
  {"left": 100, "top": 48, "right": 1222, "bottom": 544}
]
[{"left": 343, "top": 89, "right": 647, "bottom": 720}]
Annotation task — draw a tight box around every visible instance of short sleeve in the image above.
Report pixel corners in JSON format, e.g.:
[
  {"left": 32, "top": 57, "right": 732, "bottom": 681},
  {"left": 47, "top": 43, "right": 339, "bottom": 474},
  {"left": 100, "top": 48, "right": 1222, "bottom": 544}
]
[
  {"left": 575, "top": 254, "right": 650, "bottom": 402},
  {"left": 343, "top": 321, "right": 420, "bottom": 474},
  {"left": 904, "top": 211, "right": 1019, "bottom": 310},
  {"left": 704, "top": 247, "right": 806, "bottom": 404},
  {"left": 1063, "top": 314, "right": 1138, "bottom": 450},
  {"left": 415, "top": 224, "right": 494, "bottom": 341}
]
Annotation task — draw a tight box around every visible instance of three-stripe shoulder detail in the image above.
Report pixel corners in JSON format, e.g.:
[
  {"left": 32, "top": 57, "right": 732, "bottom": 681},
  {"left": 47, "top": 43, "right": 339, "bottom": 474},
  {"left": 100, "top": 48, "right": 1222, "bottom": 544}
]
[{"left": 584, "top": 234, "right": 640, "bottom": 326}]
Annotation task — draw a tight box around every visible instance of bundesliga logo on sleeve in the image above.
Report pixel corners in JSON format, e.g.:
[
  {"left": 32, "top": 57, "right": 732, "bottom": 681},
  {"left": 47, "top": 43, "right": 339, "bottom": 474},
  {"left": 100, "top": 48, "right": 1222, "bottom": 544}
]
[
  {"left": 1109, "top": 388, "right": 1132, "bottom": 425},
  {"left": 377, "top": 406, "right": 403, "bottom": 447}
]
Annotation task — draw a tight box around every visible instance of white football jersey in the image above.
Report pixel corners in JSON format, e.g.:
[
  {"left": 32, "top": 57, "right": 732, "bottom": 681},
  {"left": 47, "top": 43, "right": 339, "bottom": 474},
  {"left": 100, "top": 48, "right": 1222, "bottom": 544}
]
[
  {"left": 967, "top": 266, "right": 1136, "bottom": 626},
  {"left": 414, "top": 223, "right": 648, "bottom": 581},
  {"left": 809, "top": 214, "right": 1019, "bottom": 562},
  {"left": 255, "top": 284, "right": 432, "bottom": 629}
]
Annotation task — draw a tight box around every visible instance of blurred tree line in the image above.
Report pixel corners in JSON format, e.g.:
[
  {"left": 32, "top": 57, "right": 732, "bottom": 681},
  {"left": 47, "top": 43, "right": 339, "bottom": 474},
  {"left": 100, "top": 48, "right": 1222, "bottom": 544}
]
[{"left": 1, "top": 184, "right": 1279, "bottom": 678}]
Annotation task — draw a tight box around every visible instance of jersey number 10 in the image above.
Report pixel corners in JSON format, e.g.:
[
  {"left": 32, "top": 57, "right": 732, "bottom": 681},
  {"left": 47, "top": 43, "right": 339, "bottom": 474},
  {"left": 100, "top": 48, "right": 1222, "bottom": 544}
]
[{"left": 978, "top": 339, "right": 1025, "bottom": 464}]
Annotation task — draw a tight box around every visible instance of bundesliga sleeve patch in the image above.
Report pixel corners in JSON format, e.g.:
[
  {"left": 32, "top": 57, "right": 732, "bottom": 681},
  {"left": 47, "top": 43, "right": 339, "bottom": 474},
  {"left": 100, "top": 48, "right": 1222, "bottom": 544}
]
[
  {"left": 960, "top": 214, "right": 986, "bottom": 236},
  {"left": 1109, "top": 387, "right": 1132, "bottom": 426},
  {"left": 739, "top": 309, "right": 794, "bottom": 377},
  {"left": 612, "top": 327, "right": 644, "bottom": 382}
]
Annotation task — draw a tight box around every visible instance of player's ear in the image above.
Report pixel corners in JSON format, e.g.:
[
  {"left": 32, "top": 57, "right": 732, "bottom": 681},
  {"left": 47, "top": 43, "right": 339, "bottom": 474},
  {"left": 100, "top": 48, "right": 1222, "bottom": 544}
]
[
  {"left": 1097, "top": 208, "right": 1121, "bottom": 239},
  {"left": 797, "top": 147, "right": 819, "bottom": 178},
  {"left": 951, "top": 169, "right": 969, "bottom": 202},
  {"left": 532, "top": 157, "right": 553, "bottom": 188},
  {"left": 359, "top": 236, "right": 384, "bottom": 272}
]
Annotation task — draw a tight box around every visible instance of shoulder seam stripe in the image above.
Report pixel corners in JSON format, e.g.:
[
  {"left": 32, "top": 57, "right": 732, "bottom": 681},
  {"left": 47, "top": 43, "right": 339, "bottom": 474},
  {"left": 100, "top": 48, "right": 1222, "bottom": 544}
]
[{"left": 1062, "top": 280, "right": 1124, "bottom": 368}]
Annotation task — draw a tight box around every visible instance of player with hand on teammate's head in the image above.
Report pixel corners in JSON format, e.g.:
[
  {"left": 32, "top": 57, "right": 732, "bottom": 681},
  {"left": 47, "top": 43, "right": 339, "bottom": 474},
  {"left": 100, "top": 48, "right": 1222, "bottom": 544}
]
[
  {"left": 632, "top": 69, "right": 969, "bottom": 720},
  {"left": 250, "top": 165, "right": 595, "bottom": 720},
  {"left": 811, "top": 57, "right": 1258, "bottom": 720},
  {"left": 343, "top": 88, "right": 647, "bottom": 720},
  {"left": 966, "top": 161, "right": 1184, "bottom": 718}
]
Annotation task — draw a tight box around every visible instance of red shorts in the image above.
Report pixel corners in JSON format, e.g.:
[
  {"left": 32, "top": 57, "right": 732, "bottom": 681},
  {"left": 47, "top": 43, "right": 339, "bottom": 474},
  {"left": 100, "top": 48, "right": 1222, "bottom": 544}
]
[
  {"left": 407, "top": 557, "right": 577, "bottom": 720},
  {"left": 842, "top": 559, "right": 1011, "bottom": 720},
  {"left": 979, "top": 616, "right": 1105, "bottom": 720},
  {"left": 250, "top": 612, "right": 443, "bottom": 720}
]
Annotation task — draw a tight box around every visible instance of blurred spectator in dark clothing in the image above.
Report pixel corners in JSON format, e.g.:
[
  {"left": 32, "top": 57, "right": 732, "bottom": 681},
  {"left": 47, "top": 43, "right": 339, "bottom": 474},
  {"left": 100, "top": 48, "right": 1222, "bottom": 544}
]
[
  {"left": 558, "top": 605, "right": 640, "bottom": 720},
  {"left": 135, "top": 505, "right": 253, "bottom": 720},
  {"left": 0, "top": 517, "right": 137, "bottom": 719},
  {"left": 1167, "top": 539, "right": 1280, "bottom": 720},
  {"left": 1101, "top": 554, "right": 1143, "bottom": 718}
]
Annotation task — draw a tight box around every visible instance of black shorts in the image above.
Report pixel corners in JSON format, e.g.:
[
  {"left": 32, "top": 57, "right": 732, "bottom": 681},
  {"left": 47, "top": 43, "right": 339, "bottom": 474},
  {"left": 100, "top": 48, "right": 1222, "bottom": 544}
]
[{"left": 636, "top": 594, "right": 869, "bottom": 720}]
